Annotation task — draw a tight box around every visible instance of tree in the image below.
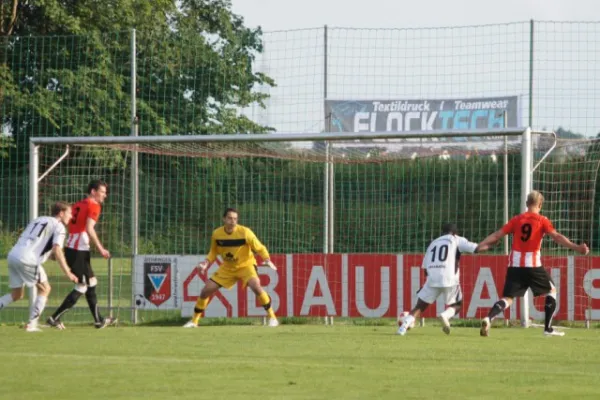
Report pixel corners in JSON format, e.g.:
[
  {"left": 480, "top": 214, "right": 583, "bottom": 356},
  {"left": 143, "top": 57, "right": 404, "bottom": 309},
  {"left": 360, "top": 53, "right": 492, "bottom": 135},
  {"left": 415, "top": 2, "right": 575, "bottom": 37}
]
[
  {"left": 0, "top": 0, "right": 275, "bottom": 237},
  {"left": 1, "top": 0, "right": 274, "bottom": 165},
  {"left": 555, "top": 126, "right": 585, "bottom": 139}
]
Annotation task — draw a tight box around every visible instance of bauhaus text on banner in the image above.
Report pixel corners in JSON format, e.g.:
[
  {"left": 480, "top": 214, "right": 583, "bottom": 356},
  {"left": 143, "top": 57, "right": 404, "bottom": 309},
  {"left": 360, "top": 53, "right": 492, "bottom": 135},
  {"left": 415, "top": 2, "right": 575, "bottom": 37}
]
[{"left": 133, "top": 254, "right": 597, "bottom": 321}]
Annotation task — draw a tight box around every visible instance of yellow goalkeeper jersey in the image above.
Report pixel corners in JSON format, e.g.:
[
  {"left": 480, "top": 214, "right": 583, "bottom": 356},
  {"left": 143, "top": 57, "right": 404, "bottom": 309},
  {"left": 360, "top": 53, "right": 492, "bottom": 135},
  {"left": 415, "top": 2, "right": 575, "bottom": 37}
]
[{"left": 206, "top": 225, "right": 270, "bottom": 269}]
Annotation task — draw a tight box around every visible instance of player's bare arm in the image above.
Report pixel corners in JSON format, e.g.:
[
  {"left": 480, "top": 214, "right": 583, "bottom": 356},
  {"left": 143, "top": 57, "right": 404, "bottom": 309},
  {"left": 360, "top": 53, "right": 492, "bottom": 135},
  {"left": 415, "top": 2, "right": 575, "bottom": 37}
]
[
  {"left": 474, "top": 243, "right": 491, "bottom": 253},
  {"left": 86, "top": 217, "right": 110, "bottom": 258},
  {"left": 546, "top": 230, "right": 589, "bottom": 255},
  {"left": 478, "top": 229, "right": 505, "bottom": 249},
  {"left": 52, "top": 245, "right": 78, "bottom": 283}
]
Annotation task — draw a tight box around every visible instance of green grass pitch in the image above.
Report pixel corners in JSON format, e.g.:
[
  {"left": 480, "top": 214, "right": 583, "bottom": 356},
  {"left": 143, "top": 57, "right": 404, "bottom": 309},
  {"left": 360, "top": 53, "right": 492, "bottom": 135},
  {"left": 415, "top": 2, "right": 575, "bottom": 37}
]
[{"left": 0, "top": 324, "right": 599, "bottom": 399}]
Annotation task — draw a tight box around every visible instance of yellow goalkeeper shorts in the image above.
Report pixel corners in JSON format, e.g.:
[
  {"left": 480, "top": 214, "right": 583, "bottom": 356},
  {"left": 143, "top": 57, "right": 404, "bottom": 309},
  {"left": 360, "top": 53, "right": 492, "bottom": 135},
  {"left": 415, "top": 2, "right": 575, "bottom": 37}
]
[{"left": 210, "top": 265, "right": 258, "bottom": 289}]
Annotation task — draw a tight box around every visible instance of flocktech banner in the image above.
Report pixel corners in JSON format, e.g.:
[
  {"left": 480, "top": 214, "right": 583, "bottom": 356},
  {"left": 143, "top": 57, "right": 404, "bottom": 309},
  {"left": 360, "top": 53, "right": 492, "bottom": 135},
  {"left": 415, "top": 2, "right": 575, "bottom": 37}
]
[{"left": 325, "top": 96, "right": 520, "bottom": 133}]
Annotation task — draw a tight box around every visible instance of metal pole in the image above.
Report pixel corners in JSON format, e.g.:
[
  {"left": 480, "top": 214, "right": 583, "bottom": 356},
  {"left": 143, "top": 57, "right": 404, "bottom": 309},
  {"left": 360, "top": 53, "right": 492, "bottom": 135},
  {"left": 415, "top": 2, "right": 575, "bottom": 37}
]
[
  {"left": 107, "top": 258, "right": 113, "bottom": 318},
  {"left": 328, "top": 152, "right": 334, "bottom": 254},
  {"left": 503, "top": 112, "right": 512, "bottom": 327},
  {"left": 520, "top": 128, "right": 532, "bottom": 327},
  {"left": 324, "top": 144, "right": 329, "bottom": 254},
  {"left": 131, "top": 28, "right": 139, "bottom": 324},
  {"left": 38, "top": 146, "right": 69, "bottom": 182},
  {"left": 503, "top": 112, "right": 509, "bottom": 254},
  {"left": 28, "top": 141, "right": 39, "bottom": 314},
  {"left": 324, "top": 24, "right": 328, "bottom": 114},
  {"left": 323, "top": 25, "right": 333, "bottom": 325},
  {"left": 324, "top": 25, "right": 334, "bottom": 255},
  {"left": 28, "top": 142, "right": 39, "bottom": 223},
  {"left": 528, "top": 19, "right": 534, "bottom": 129},
  {"left": 323, "top": 24, "right": 329, "bottom": 254},
  {"left": 31, "top": 128, "right": 533, "bottom": 145},
  {"left": 522, "top": 19, "right": 534, "bottom": 328}
]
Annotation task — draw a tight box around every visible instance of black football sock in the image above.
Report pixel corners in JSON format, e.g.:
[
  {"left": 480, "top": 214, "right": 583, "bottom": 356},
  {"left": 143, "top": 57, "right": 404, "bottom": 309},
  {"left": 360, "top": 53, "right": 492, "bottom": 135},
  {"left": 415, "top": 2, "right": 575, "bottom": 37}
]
[
  {"left": 85, "top": 285, "right": 102, "bottom": 323},
  {"left": 544, "top": 296, "right": 557, "bottom": 331},
  {"left": 52, "top": 290, "right": 83, "bottom": 320},
  {"left": 487, "top": 299, "right": 508, "bottom": 320}
]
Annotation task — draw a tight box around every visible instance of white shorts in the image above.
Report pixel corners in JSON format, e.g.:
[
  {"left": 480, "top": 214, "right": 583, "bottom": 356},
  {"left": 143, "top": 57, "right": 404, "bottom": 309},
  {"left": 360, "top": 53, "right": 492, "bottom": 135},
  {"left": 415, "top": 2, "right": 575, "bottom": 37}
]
[
  {"left": 7, "top": 255, "right": 48, "bottom": 289},
  {"left": 417, "top": 282, "right": 463, "bottom": 306}
]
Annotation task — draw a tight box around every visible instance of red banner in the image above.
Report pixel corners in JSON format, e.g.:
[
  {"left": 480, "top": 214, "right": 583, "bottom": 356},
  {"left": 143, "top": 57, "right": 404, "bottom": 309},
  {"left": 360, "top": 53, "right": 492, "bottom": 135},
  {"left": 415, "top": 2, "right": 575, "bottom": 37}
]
[{"left": 177, "top": 254, "right": 598, "bottom": 321}]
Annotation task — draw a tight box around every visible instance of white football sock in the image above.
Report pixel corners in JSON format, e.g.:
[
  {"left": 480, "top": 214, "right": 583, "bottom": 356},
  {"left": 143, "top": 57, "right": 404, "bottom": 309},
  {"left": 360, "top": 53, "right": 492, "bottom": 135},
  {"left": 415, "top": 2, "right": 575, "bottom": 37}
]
[
  {"left": 440, "top": 307, "right": 456, "bottom": 319},
  {"left": 0, "top": 293, "right": 14, "bottom": 310},
  {"left": 29, "top": 295, "right": 47, "bottom": 322}
]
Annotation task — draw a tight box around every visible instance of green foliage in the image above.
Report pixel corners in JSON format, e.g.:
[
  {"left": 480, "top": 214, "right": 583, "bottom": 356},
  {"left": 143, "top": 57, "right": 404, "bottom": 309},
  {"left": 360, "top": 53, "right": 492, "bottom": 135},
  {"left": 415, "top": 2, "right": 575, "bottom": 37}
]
[
  {"left": 0, "top": 223, "right": 19, "bottom": 255},
  {"left": 1, "top": 5, "right": 599, "bottom": 257},
  {"left": 555, "top": 126, "right": 587, "bottom": 139},
  {"left": 1, "top": 0, "right": 274, "bottom": 165},
  {"left": 0, "top": 135, "right": 14, "bottom": 159},
  {"left": 0, "top": 0, "right": 275, "bottom": 241}
]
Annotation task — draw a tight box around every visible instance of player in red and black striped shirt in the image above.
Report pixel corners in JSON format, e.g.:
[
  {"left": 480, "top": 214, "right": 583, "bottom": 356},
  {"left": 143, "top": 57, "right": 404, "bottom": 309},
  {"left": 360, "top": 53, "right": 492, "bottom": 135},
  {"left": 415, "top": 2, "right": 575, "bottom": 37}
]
[
  {"left": 477, "top": 190, "right": 588, "bottom": 337},
  {"left": 47, "top": 180, "right": 115, "bottom": 329}
]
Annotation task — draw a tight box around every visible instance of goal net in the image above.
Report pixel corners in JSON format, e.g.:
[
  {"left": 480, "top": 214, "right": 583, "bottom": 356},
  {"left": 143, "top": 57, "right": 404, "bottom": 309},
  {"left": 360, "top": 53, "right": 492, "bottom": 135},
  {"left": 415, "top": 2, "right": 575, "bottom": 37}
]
[{"left": 25, "top": 130, "right": 598, "bottom": 327}]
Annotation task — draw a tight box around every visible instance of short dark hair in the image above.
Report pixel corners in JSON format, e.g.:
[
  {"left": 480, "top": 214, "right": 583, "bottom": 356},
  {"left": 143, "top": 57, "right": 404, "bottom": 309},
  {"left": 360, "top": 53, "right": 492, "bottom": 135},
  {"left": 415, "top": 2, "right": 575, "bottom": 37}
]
[
  {"left": 87, "top": 179, "right": 108, "bottom": 194},
  {"left": 223, "top": 208, "right": 239, "bottom": 218},
  {"left": 51, "top": 201, "right": 71, "bottom": 216},
  {"left": 442, "top": 223, "right": 458, "bottom": 235}
]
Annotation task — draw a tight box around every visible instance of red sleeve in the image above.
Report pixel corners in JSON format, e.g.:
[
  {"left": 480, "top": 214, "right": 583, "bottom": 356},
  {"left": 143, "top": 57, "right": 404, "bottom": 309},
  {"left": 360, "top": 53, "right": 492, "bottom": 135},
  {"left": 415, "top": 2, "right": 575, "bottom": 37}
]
[
  {"left": 502, "top": 216, "right": 516, "bottom": 234},
  {"left": 88, "top": 203, "right": 101, "bottom": 221},
  {"left": 543, "top": 217, "right": 555, "bottom": 234}
]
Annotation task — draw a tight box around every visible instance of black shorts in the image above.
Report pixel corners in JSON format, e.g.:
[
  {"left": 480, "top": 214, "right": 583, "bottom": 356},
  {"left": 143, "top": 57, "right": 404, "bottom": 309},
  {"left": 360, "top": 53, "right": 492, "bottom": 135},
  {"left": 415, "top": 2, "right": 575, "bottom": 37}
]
[
  {"left": 65, "top": 247, "right": 95, "bottom": 284},
  {"left": 502, "top": 267, "right": 554, "bottom": 298}
]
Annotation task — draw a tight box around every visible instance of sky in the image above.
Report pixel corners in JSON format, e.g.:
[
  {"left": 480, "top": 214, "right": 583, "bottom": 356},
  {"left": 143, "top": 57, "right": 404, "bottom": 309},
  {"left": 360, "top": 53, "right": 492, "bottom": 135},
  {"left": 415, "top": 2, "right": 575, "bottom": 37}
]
[
  {"left": 231, "top": 0, "right": 598, "bottom": 32},
  {"left": 230, "top": 0, "right": 600, "bottom": 137}
]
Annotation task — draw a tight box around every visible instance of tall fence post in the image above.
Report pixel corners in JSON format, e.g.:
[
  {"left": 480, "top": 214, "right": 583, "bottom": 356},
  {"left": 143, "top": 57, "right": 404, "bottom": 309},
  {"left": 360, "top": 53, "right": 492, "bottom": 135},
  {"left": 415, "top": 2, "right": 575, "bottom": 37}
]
[
  {"left": 521, "top": 19, "right": 535, "bottom": 328},
  {"left": 131, "top": 28, "right": 139, "bottom": 324},
  {"left": 322, "top": 24, "right": 335, "bottom": 325},
  {"left": 107, "top": 257, "right": 113, "bottom": 318},
  {"left": 28, "top": 141, "right": 39, "bottom": 319},
  {"left": 323, "top": 24, "right": 329, "bottom": 255},
  {"left": 528, "top": 19, "right": 535, "bottom": 129},
  {"left": 520, "top": 128, "right": 533, "bottom": 327}
]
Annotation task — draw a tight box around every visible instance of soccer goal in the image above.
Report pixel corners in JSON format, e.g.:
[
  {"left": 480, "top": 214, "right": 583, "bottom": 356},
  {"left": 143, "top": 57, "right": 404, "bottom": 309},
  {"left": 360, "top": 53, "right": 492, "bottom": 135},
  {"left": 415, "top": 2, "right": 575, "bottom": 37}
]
[{"left": 26, "top": 127, "right": 598, "bottom": 327}]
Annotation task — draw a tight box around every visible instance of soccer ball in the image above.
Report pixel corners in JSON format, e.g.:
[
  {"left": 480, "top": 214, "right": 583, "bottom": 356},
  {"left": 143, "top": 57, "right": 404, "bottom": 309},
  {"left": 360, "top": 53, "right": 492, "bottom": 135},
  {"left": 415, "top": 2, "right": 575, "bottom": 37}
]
[
  {"left": 397, "top": 311, "right": 415, "bottom": 329},
  {"left": 134, "top": 294, "right": 146, "bottom": 308}
]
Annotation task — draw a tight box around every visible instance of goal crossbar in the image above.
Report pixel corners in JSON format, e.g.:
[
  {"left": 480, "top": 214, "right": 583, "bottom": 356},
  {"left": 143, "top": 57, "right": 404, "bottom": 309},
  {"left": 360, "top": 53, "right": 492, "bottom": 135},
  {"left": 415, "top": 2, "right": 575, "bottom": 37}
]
[{"left": 29, "top": 127, "right": 537, "bottom": 145}]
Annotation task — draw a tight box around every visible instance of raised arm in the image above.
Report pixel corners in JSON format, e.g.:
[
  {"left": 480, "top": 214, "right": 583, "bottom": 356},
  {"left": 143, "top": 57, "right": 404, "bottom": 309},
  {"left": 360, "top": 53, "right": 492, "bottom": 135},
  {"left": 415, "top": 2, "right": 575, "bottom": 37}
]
[
  {"left": 458, "top": 237, "right": 490, "bottom": 254},
  {"left": 474, "top": 243, "right": 491, "bottom": 253},
  {"left": 546, "top": 231, "right": 589, "bottom": 255},
  {"left": 477, "top": 229, "right": 506, "bottom": 250}
]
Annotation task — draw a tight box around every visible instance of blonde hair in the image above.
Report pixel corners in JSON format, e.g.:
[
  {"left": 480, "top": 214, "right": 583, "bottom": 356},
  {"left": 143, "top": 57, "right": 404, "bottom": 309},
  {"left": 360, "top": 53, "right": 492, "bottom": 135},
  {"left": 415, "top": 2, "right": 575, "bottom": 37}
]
[{"left": 526, "top": 190, "right": 544, "bottom": 207}]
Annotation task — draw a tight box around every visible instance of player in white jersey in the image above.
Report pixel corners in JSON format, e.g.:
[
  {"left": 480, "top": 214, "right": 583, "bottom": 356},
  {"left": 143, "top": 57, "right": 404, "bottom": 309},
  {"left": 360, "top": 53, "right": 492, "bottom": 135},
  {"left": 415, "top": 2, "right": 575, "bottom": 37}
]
[
  {"left": 0, "top": 202, "right": 78, "bottom": 332},
  {"left": 397, "top": 223, "right": 490, "bottom": 336}
]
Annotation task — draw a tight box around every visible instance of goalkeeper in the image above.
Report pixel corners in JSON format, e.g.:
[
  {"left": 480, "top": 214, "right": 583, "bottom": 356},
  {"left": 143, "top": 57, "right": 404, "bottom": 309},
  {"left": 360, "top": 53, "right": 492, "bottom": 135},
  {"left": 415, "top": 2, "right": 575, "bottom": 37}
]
[{"left": 184, "top": 208, "right": 279, "bottom": 328}]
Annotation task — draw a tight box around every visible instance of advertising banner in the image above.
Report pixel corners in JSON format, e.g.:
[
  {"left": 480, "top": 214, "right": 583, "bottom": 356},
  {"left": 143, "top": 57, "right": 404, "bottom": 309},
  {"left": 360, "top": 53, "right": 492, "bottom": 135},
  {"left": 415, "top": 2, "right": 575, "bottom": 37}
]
[{"left": 133, "top": 254, "right": 597, "bottom": 321}]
